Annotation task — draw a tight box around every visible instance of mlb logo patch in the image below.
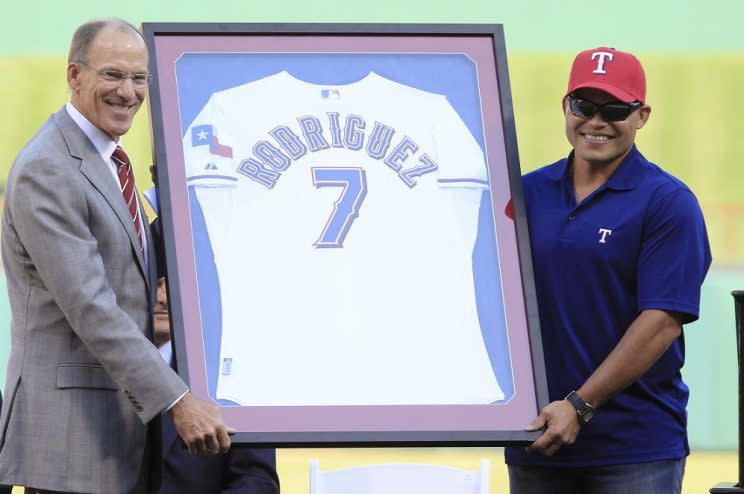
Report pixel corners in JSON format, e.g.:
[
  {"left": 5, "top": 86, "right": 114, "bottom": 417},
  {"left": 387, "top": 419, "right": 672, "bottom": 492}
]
[{"left": 321, "top": 89, "right": 340, "bottom": 99}]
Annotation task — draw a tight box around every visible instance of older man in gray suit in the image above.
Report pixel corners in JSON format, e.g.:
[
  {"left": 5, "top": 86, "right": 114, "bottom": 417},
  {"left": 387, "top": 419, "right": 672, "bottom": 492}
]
[{"left": 0, "top": 19, "right": 233, "bottom": 493}]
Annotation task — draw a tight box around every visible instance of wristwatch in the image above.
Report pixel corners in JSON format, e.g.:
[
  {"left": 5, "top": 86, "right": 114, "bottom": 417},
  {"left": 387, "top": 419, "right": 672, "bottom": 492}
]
[{"left": 565, "top": 391, "right": 595, "bottom": 424}]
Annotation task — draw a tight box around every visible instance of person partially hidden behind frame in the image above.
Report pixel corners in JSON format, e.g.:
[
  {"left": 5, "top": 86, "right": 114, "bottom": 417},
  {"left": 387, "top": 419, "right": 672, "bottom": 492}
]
[
  {"left": 504, "top": 47, "right": 711, "bottom": 493},
  {"left": 153, "top": 277, "right": 280, "bottom": 494},
  {"left": 0, "top": 18, "right": 233, "bottom": 493}
]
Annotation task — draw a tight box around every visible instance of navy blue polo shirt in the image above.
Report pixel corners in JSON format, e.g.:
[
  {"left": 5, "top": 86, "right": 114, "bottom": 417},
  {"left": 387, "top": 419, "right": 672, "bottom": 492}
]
[{"left": 505, "top": 145, "right": 711, "bottom": 467}]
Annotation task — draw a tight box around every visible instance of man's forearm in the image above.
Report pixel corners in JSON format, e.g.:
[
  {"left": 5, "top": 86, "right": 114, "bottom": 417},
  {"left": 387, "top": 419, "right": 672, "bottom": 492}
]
[{"left": 577, "top": 309, "right": 683, "bottom": 408}]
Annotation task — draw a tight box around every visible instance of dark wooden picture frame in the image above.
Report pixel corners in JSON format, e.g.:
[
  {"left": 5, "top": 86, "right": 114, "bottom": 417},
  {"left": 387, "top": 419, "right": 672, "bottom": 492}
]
[{"left": 143, "top": 22, "right": 547, "bottom": 446}]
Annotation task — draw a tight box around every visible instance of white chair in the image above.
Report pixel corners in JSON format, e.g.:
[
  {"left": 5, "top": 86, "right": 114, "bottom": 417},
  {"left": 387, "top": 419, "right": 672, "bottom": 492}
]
[{"left": 309, "top": 458, "right": 489, "bottom": 494}]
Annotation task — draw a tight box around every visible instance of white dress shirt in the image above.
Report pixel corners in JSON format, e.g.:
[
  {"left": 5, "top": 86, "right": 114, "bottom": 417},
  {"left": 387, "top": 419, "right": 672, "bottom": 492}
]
[{"left": 65, "top": 102, "right": 149, "bottom": 262}]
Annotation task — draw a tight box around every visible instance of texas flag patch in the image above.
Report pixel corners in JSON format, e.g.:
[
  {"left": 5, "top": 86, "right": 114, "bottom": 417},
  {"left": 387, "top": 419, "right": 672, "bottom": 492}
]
[{"left": 191, "top": 124, "right": 233, "bottom": 158}]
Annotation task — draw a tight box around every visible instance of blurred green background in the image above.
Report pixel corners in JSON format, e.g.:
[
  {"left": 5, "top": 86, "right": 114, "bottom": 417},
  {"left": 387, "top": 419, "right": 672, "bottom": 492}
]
[{"left": 0, "top": 1, "right": 742, "bottom": 491}]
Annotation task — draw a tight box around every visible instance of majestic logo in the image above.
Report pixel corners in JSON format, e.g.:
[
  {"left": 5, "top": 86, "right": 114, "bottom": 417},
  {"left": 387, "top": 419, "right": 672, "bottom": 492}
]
[
  {"left": 598, "top": 228, "right": 613, "bottom": 244},
  {"left": 591, "top": 52, "right": 615, "bottom": 74}
]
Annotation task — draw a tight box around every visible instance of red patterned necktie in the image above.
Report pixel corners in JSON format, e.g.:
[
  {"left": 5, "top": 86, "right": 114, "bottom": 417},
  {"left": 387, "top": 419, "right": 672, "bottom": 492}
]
[{"left": 111, "top": 146, "right": 144, "bottom": 254}]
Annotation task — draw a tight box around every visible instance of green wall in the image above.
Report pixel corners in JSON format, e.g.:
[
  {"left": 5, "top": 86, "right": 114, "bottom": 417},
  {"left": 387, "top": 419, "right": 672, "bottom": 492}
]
[
  {"left": 1, "top": 0, "right": 743, "bottom": 54},
  {"left": 687, "top": 267, "right": 742, "bottom": 449}
]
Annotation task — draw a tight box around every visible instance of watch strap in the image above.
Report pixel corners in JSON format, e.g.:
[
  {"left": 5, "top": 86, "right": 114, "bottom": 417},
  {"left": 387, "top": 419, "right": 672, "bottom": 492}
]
[{"left": 565, "top": 390, "right": 595, "bottom": 424}]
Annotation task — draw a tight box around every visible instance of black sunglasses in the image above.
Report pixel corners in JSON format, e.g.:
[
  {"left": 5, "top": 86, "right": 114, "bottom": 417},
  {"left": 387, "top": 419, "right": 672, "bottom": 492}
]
[{"left": 567, "top": 95, "right": 642, "bottom": 122}]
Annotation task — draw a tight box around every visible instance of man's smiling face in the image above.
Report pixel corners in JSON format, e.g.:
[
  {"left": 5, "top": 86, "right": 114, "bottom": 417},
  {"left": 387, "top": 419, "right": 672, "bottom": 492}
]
[
  {"left": 67, "top": 25, "right": 148, "bottom": 140},
  {"left": 564, "top": 87, "right": 650, "bottom": 170}
]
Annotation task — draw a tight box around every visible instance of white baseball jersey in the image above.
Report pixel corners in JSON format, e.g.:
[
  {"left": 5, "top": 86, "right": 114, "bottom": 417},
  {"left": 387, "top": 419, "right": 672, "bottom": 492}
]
[{"left": 182, "top": 71, "right": 504, "bottom": 406}]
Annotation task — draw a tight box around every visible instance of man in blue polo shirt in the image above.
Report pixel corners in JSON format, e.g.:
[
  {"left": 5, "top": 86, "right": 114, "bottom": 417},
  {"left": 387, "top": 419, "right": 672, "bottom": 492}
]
[{"left": 504, "top": 47, "right": 711, "bottom": 493}]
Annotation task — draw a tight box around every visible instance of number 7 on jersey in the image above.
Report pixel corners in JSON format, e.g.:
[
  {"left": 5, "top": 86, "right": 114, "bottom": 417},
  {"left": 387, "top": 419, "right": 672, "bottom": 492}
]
[{"left": 312, "top": 167, "right": 368, "bottom": 248}]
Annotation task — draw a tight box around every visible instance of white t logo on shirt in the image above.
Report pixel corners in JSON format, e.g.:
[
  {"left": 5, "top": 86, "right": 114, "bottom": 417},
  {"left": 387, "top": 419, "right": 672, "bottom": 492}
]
[{"left": 599, "top": 228, "right": 613, "bottom": 243}]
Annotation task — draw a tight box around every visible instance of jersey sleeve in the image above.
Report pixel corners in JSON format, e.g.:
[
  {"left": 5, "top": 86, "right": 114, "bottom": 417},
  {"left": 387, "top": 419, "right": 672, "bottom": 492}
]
[
  {"left": 182, "top": 93, "right": 239, "bottom": 187},
  {"left": 637, "top": 187, "right": 712, "bottom": 323},
  {"left": 431, "top": 95, "right": 489, "bottom": 189}
]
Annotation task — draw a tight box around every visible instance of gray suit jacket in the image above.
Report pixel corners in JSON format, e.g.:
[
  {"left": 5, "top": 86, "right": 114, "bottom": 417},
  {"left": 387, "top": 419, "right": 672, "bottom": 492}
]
[{"left": 0, "top": 107, "right": 188, "bottom": 493}]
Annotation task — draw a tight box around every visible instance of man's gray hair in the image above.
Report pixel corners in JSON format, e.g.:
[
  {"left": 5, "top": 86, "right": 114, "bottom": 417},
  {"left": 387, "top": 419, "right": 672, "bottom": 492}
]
[{"left": 68, "top": 18, "right": 142, "bottom": 65}]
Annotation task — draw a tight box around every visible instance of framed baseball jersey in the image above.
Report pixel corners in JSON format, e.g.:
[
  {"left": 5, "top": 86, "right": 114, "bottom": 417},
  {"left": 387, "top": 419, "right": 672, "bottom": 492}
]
[{"left": 143, "top": 23, "right": 547, "bottom": 446}]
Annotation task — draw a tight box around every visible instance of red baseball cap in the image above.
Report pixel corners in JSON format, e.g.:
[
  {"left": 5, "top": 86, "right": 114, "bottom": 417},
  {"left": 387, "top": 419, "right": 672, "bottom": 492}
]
[{"left": 566, "top": 47, "right": 646, "bottom": 104}]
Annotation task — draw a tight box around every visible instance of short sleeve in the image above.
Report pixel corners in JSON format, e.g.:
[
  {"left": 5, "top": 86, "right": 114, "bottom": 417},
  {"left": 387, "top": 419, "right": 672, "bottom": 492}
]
[
  {"left": 637, "top": 188, "right": 712, "bottom": 323},
  {"left": 430, "top": 95, "right": 489, "bottom": 189},
  {"left": 182, "top": 93, "right": 239, "bottom": 187}
]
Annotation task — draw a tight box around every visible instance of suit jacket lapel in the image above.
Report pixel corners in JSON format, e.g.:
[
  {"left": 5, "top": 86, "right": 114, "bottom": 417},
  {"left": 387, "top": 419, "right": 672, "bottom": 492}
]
[{"left": 54, "top": 108, "right": 149, "bottom": 281}]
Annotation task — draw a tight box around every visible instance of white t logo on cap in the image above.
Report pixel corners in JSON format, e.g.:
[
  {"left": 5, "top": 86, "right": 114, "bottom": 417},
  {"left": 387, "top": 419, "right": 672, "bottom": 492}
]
[{"left": 592, "top": 52, "right": 614, "bottom": 74}]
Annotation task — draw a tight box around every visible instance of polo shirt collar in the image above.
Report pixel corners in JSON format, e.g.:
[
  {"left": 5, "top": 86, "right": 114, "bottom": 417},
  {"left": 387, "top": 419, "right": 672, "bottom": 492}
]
[
  {"left": 546, "top": 145, "right": 646, "bottom": 191},
  {"left": 545, "top": 156, "right": 570, "bottom": 182},
  {"left": 604, "top": 145, "right": 645, "bottom": 191}
]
